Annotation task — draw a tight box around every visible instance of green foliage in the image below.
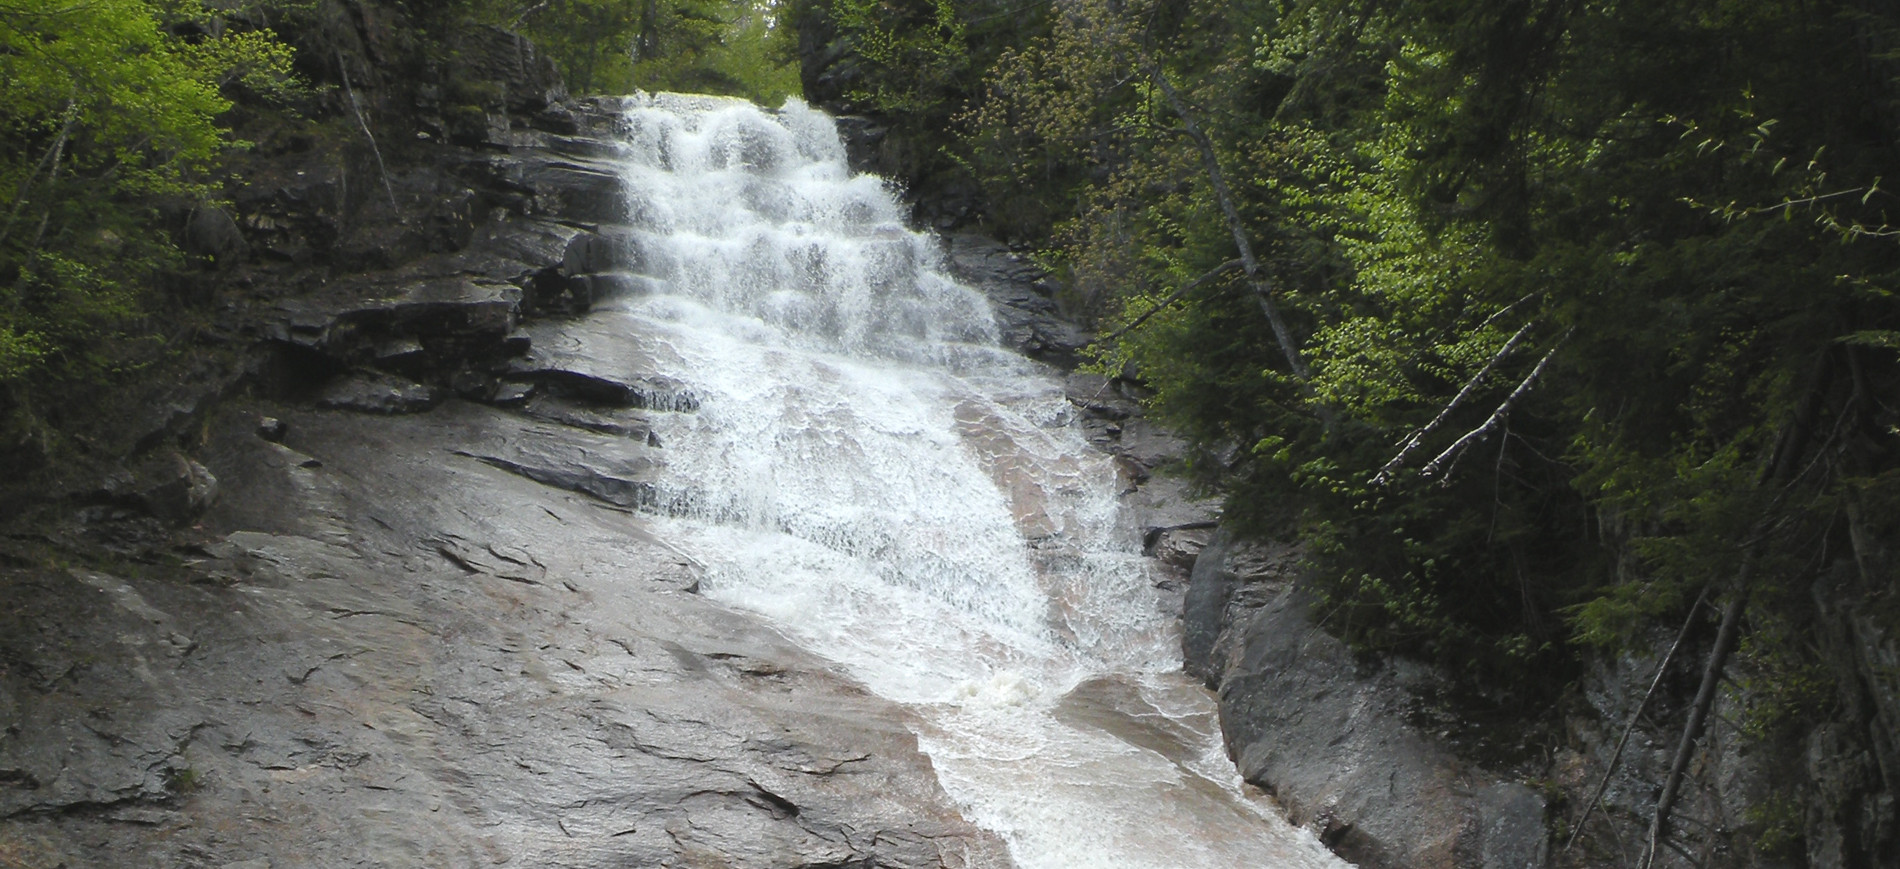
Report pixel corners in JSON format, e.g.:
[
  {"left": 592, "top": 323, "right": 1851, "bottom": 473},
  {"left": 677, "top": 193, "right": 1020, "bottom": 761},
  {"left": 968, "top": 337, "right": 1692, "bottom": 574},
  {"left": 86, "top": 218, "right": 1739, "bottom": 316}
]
[
  {"left": 926, "top": 0, "right": 1900, "bottom": 706},
  {"left": 823, "top": 0, "right": 966, "bottom": 112},
  {"left": 0, "top": 1, "right": 296, "bottom": 411},
  {"left": 164, "top": 764, "right": 203, "bottom": 794},
  {"left": 513, "top": 0, "right": 801, "bottom": 102},
  {"left": 1744, "top": 793, "right": 1805, "bottom": 860},
  {"left": 704, "top": 3, "right": 802, "bottom": 103}
]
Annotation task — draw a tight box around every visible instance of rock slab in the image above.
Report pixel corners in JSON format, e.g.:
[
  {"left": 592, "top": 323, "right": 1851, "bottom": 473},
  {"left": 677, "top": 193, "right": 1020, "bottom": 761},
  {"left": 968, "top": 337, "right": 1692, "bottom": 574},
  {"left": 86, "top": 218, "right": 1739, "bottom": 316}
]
[{"left": 1187, "top": 529, "right": 1549, "bottom": 869}]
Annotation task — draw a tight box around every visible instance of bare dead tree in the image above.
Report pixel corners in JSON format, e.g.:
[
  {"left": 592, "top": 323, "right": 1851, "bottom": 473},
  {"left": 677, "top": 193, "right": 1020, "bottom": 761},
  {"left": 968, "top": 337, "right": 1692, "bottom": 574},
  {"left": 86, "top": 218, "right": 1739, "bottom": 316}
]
[
  {"left": 1566, "top": 586, "right": 1708, "bottom": 853},
  {"left": 337, "top": 50, "right": 400, "bottom": 216},
  {"left": 1147, "top": 64, "right": 1310, "bottom": 386},
  {"left": 1419, "top": 331, "right": 1569, "bottom": 482},
  {"left": 1374, "top": 321, "right": 1536, "bottom": 485}
]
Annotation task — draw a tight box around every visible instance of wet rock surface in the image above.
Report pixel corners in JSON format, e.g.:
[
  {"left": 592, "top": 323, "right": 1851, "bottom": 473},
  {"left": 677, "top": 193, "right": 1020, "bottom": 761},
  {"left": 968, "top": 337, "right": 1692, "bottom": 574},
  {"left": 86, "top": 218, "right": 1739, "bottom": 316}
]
[
  {"left": 0, "top": 385, "right": 1012, "bottom": 868},
  {"left": 943, "top": 234, "right": 1089, "bottom": 369},
  {"left": 1184, "top": 530, "right": 1548, "bottom": 869}
]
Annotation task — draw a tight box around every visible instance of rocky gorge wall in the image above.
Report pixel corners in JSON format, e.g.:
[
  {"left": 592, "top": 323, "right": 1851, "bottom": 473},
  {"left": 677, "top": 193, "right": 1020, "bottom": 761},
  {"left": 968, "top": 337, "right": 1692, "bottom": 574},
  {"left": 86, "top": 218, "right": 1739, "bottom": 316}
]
[{"left": 1179, "top": 525, "right": 1898, "bottom": 869}]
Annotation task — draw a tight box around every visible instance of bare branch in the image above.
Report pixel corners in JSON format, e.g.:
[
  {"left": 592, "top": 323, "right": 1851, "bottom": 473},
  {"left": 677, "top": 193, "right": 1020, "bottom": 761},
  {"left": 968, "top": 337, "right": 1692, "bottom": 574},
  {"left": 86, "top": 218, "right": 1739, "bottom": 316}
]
[
  {"left": 337, "top": 50, "right": 400, "bottom": 216},
  {"left": 1566, "top": 587, "right": 1708, "bottom": 853},
  {"left": 1374, "top": 321, "right": 1534, "bottom": 485},
  {"left": 1639, "top": 586, "right": 1750, "bottom": 869},
  {"left": 511, "top": 0, "right": 551, "bottom": 26},
  {"left": 1471, "top": 291, "right": 1542, "bottom": 334},
  {"left": 1098, "top": 259, "right": 1242, "bottom": 343},
  {"left": 0, "top": 97, "right": 78, "bottom": 250},
  {"left": 1420, "top": 333, "right": 1569, "bottom": 482}
]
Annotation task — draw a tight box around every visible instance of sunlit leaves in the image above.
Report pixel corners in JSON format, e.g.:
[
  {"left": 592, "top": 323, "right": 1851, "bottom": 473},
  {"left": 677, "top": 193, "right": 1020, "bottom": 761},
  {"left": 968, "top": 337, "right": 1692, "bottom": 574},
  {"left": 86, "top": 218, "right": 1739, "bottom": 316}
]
[{"left": 0, "top": 0, "right": 295, "bottom": 391}]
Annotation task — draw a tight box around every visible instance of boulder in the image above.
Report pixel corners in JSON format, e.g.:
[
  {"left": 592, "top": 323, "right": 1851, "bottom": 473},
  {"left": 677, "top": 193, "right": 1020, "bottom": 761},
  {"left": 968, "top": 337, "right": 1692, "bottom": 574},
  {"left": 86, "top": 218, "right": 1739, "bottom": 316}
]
[
  {"left": 271, "top": 275, "right": 524, "bottom": 370},
  {"left": 494, "top": 156, "right": 627, "bottom": 224},
  {"left": 561, "top": 226, "right": 645, "bottom": 276},
  {"left": 184, "top": 203, "right": 248, "bottom": 263},
  {"left": 112, "top": 449, "right": 220, "bottom": 525},
  {"left": 503, "top": 317, "right": 699, "bottom": 411}
]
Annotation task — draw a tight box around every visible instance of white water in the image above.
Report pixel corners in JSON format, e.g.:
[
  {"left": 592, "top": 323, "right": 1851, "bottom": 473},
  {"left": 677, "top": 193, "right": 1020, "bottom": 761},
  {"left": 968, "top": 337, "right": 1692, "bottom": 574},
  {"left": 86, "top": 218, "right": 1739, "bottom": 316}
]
[{"left": 598, "top": 92, "right": 1348, "bottom": 869}]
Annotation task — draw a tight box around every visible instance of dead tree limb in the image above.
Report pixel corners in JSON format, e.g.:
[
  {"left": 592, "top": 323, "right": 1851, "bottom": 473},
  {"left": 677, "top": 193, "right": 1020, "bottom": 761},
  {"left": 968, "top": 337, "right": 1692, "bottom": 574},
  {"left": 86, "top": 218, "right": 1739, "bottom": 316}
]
[
  {"left": 1633, "top": 354, "right": 1832, "bottom": 867},
  {"left": 511, "top": 0, "right": 551, "bottom": 26},
  {"left": 1420, "top": 333, "right": 1568, "bottom": 481},
  {"left": 337, "top": 50, "right": 400, "bottom": 216},
  {"left": 1098, "top": 258, "right": 1242, "bottom": 343},
  {"left": 1148, "top": 65, "right": 1310, "bottom": 384},
  {"left": 0, "top": 99, "right": 77, "bottom": 249},
  {"left": 1638, "top": 582, "right": 1751, "bottom": 869},
  {"left": 1565, "top": 586, "right": 1709, "bottom": 853},
  {"left": 1375, "top": 320, "right": 1535, "bottom": 485}
]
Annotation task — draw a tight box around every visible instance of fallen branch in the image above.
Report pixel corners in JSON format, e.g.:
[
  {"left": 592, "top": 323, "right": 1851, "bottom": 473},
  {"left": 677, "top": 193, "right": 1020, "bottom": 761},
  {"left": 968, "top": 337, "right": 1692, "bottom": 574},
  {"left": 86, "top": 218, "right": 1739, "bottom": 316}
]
[
  {"left": 1639, "top": 584, "right": 1750, "bottom": 869},
  {"left": 1420, "top": 332, "right": 1569, "bottom": 481},
  {"left": 1374, "top": 321, "right": 1535, "bottom": 485},
  {"left": 1098, "top": 259, "right": 1242, "bottom": 343},
  {"left": 1565, "top": 586, "right": 1709, "bottom": 853},
  {"left": 337, "top": 50, "right": 400, "bottom": 216}
]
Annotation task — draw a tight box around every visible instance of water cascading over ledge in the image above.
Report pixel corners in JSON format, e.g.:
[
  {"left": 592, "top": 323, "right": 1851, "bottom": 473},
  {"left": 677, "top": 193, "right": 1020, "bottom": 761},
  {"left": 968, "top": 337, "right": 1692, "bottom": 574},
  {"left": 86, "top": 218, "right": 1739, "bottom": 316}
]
[{"left": 586, "top": 92, "right": 1347, "bottom": 869}]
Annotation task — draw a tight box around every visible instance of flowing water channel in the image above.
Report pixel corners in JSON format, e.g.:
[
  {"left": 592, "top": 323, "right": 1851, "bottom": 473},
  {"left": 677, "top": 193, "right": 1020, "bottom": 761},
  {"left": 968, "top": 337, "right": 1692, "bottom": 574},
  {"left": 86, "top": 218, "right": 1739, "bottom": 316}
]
[{"left": 594, "top": 93, "right": 1348, "bottom": 869}]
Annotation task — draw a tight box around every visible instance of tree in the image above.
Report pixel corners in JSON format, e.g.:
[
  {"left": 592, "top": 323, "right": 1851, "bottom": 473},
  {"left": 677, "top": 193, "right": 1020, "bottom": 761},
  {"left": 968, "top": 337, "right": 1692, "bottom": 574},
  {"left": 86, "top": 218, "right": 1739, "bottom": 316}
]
[
  {"left": 0, "top": 0, "right": 294, "bottom": 462},
  {"left": 516, "top": 0, "right": 799, "bottom": 101}
]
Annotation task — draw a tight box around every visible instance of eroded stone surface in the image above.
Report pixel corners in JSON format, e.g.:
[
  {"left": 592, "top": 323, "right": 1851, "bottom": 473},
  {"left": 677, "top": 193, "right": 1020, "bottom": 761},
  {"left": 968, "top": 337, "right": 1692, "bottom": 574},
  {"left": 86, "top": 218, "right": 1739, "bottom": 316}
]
[
  {"left": 1184, "top": 530, "right": 1548, "bottom": 869},
  {"left": 942, "top": 234, "right": 1088, "bottom": 368},
  {"left": 0, "top": 396, "right": 1013, "bottom": 868}
]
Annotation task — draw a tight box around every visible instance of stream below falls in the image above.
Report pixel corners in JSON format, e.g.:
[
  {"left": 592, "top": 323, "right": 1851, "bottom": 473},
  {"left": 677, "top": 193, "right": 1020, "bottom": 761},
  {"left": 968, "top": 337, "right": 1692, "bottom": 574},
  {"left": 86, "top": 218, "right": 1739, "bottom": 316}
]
[{"left": 589, "top": 93, "right": 1348, "bottom": 869}]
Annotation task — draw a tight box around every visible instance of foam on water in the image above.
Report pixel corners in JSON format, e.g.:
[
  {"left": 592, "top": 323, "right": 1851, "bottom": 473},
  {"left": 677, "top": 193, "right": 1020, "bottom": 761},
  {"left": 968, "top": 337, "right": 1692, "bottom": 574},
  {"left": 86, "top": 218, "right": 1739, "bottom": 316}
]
[{"left": 599, "top": 92, "right": 1349, "bottom": 869}]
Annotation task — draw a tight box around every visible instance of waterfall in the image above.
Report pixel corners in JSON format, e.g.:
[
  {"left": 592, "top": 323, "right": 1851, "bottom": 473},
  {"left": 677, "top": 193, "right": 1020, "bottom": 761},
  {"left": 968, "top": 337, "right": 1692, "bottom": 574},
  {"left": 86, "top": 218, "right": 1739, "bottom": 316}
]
[{"left": 596, "top": 92, "right": 1346, "bottom": 869}]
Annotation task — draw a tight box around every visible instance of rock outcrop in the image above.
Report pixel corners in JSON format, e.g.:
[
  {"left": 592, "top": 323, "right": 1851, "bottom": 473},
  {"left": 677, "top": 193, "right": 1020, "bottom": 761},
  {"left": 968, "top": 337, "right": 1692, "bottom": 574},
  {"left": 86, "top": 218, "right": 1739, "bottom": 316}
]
[
  {"left": 0, "top": 396, "right": 1011, "bottom": 868},
  {"left": 942, "top": 233, "right": 1090, "bottom": 369},
  {"left": 1185, "top": 530, "right": 1549, "bottom": 869}
]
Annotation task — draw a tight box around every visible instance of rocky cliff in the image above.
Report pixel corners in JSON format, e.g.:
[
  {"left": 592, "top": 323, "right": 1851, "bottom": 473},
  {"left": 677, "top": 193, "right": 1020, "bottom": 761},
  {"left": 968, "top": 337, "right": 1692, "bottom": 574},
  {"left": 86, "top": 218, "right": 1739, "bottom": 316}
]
[
  {"left": 0, "top": 15, "right": 1024, "bottom": 868},
  {"left": 1182, "top": 526, "right": 1898, "bottom": 869}
]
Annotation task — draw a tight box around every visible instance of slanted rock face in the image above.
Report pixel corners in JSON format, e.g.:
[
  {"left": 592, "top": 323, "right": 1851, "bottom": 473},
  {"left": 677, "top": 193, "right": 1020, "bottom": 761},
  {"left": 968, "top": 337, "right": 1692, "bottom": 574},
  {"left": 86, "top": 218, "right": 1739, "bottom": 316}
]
[
  {"left": 0, "top": 397, "right": 1013, "bottom": 867},
  {"left": 0, "top": 24, "right": 1013, "bottom": 869},
  {"left": 1185, "top": 530, "right": 1550, "bottom": 869}
]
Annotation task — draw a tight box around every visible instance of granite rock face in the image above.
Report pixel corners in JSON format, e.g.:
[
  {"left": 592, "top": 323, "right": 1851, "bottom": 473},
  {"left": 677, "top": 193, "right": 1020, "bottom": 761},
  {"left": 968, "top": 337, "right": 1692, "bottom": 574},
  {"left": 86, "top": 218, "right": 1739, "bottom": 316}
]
[
  {"left": 0, "top": 395, "right": 1012, "bottom": 868},
  {"left": 941, "top": 233, "right": 1089, "bottom": 369},
  {"left": 1185, "top": 530, "right": 1549, "bottom": 869}
]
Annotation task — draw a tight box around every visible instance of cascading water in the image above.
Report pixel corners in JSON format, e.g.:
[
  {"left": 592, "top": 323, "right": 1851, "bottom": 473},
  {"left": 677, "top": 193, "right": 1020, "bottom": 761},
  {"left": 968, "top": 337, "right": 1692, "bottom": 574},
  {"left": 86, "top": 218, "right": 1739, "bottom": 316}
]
[{"left": 597, "top": 92, "right": 1349, "bottom": 869}]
